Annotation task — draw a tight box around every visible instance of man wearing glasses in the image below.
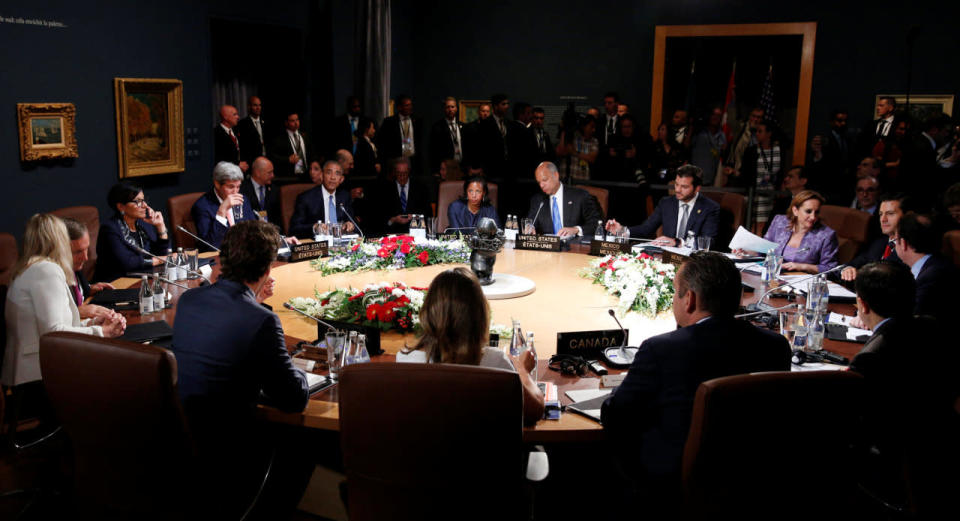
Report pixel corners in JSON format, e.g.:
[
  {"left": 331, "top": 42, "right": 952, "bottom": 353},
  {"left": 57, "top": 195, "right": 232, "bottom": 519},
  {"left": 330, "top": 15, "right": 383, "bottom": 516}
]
[{"left": 851, "top": 172, "right": 881, "bottom": 214}]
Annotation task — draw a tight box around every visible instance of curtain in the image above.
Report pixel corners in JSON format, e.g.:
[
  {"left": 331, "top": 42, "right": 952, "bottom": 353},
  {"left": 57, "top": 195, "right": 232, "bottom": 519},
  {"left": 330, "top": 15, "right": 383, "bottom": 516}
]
[
  {"left": 354, "top": 0, "right": 392, "bottom": 121},
  {"left": 212, "top": 79, "right": 258, "bottom": 125}
]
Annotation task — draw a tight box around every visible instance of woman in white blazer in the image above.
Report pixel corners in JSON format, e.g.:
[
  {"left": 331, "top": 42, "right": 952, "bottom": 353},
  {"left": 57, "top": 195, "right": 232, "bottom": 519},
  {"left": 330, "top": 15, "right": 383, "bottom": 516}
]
[{"left": 2, "top": 214, "right": 125, "bottom": 387}]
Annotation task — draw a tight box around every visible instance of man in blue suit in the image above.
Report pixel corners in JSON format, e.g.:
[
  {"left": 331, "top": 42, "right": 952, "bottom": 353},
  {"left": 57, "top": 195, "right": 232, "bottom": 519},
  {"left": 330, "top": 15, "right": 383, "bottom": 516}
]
[
  {"left": 601, "top": 252, "right": 791, "bottom": 513},
  {"left": 172, "top": 220, "right": 310, "bottom": 517},
  {"left": 288, "top": 160, "right": 356, "bottom": 238},
  {"left": 191, "top": 161, "right": 258, "bottom": 251},
  {"left": 895, "top": 212, "right": 960, "bottom": 321},
  {"left": 605, "top": 165, "right": 720, "bottom": 246}
]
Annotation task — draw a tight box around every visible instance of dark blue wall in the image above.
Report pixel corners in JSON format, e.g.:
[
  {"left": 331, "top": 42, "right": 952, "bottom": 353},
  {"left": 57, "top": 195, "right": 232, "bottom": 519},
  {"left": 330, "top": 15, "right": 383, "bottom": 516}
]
[{"left": 0, "top": 0, "right": 313, "bottom": 238}]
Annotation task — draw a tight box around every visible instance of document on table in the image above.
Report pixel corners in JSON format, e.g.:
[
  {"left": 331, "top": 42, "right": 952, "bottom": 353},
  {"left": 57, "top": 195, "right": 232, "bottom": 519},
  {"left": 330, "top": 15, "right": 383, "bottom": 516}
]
[
  {"left": 728, "top": 226, "right": 778, "bottom": 254},
  {"left": 564, "top": 388, "right": 613, "bottom": 403},
  {"left": 780, "top": 276, "right": 857, "bottom": 298}
]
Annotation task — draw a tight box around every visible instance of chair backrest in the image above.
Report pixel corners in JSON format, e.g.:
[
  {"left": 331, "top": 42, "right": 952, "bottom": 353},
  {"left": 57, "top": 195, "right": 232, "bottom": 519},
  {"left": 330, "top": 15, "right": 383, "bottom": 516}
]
[
  {"left": 50, "top": 205, "right": 99, "bottom": 280},
  {"left": 701, "top": 191, "right": 746, "bottom": 251},
  {"left": 818, "top": 205, "right": 872, "bottom": 264},
  {"left": 338, "top": 363, "right": 524, "bottom": 520},
  {"left": 682, "top": 370, "right": 864, "bottom": 516},
  {"left": 279, "top": 183, "right": 314, "bottom": 235},
  {"left": 436, "top": 181, "right": 500, "bottom": 233},
  {"left": 39, "top": 332, "right": 194, "bottom": 515},
  {"left": 942, "top": 230, "right": 960, "bottom": 268},
  {"left": 0, "top": 232, "right": 17, "bottom": 286},
  {"left": 166, "top": 192, "right": 204, "bottom": 249},
  {"left": 579, "top": 185, "right": 609, "bottom": 221}
]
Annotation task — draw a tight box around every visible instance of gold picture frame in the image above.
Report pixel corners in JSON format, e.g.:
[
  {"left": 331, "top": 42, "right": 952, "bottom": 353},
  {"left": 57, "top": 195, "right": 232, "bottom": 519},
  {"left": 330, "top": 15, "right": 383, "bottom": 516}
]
[
  {"left": 17, "top": 103, "right": 79, "bottom": 161},
  {"left": 458, "top": 100, "right": 489, "bottom": 123},
  {"left": 875, "top": 94, "right": 954, "bottom": 120},
  {"left": 114, "top": 77, "right": 185, "bottom": 178}
]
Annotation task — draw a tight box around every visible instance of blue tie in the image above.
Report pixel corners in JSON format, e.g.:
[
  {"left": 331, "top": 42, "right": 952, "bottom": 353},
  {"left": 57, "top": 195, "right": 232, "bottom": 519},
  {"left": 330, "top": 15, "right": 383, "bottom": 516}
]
[
  {"left": 551, "top": 196, "right": 561, "bottom": 235},
  {"left": 258, "top": 185, "right": 266, "bottom": 209},
  {"left": 328, "top": 194, "right": 338, "bottom": 224},
  {"left": 399, "top": 185, "right": 407, "bottom": 213}
]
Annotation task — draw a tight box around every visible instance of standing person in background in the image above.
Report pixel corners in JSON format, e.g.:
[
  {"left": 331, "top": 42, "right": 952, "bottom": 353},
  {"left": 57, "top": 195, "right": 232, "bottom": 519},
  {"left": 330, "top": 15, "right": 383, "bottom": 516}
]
[
  {"left": 378, "top": 94, "right": 424, "bottom": 174},
  {"left": 689, "top": 107, "right": 727, "bottom": 186},
  {"left": 736, "top": 121, "right": 787, "bottom": 234},
  {"left": 236, "top": 96, "right": 268, "bottom": 165},
  {"left": 269, "top": 112, "right": 315, "bottom": 181},
  {"left": 557, "top": 115, "right": 599, "bottom": 182},
  {"left": 214, "top": 104, "right": 248, "bottom": 173}
]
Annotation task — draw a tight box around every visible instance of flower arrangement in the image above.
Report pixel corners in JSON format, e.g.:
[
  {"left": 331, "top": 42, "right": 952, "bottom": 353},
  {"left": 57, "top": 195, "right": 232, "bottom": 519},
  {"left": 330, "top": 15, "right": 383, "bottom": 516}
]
[
  {"left": 580, "top": 252, "right": 676, "bottom": 317},
  {"left": 310, "top": 235, "right": 470, "bottom": 275},
  {"left": 288, "top": 282, "right": 427, "bottom": 332}
]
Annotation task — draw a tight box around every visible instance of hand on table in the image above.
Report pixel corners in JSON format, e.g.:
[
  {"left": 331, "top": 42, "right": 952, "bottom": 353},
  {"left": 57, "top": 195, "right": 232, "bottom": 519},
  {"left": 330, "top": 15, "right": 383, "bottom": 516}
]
[
  {"left": 652, "top": 236, "right": 678, "bottom": 247},
  {"left": 840, "top": 267, "right": 857, "bottom": 281},
  {"left": 556, "top": 226, "right": 580, "bottom": 238},
  {"left": 89, "top": 282, "right": 115, "bottom": 295},
  {"left": 79, "top": 303, "right": 116, "bottom": 321},
  {"left": 284, "top": 236, "right": 300, "bottom": 245},
  {"left": 98, "top": 313, "right": 127, "bottom": 338}
]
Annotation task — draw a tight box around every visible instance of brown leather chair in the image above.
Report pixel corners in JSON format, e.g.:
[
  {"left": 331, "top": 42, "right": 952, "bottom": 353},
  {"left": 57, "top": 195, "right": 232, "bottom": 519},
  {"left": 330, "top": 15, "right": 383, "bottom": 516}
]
[
  {"left": 578, "top": 185, "right": 609, "bottom": 220},
  {"left": 942, "top": 230, "right": 960, "bottom": 268},
  {"left": 702, "top": 191, "right": 746, "bottom": 251},
  {"left": 166, "top": 192, "right": 203, "bottom": 249},
  {"left": 818, "top": 205, "right": 872, "bottom": 264},
  {"left": 50, "top": 206, "right": 99, "bottom": 280},
  {"left": 0, "top": 232, "right": 17, "bottom": 286},
  {"left": 338, "top": 363, "right": 524, "bottom": 520},
  {"left": 436, "top": 180, "right": 500, "bottom": 233},
  {"left": 279, "top": 183, "right": 313, "bottom": 235},
  {"left": 682, "top": 371, "right": 865, "bottom": 517}
]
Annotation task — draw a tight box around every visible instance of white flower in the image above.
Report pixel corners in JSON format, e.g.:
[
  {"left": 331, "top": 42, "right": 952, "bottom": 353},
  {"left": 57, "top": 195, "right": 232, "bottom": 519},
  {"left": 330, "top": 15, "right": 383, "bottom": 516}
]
[{"left": 391, "top": 288, "right": 405, "bottom": 298}]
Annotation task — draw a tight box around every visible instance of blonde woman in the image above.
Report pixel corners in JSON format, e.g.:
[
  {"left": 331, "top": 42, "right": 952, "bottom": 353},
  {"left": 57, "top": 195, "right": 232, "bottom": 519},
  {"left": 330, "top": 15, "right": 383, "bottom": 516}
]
[{"left": 2, "top": 214, "right": 125, "bottom": 387}]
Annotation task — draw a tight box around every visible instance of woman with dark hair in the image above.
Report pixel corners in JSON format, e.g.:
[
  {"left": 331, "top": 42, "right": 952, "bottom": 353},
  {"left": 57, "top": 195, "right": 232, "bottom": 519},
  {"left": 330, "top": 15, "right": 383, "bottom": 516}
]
[
  {"left": 353, "top": 118, "right": 380, "bottom": 178},
  {"left": 94, "top": 182, "right": 171, "bottom": 282},
  {"left": 447, "top": 175, "right": 500, "bottom": 231},
  {"left": 398, "top": 268, "right": 544, "bottom": 425},
  {"left": 762, "top": 190, "right": 839, "bottom": 273}
]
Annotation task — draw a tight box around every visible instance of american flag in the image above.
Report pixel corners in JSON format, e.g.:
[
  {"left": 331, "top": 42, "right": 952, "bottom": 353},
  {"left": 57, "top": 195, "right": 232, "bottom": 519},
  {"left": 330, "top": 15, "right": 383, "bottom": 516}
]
[{"left": 759, "top": 64, "right": 777, "bottom": 125}]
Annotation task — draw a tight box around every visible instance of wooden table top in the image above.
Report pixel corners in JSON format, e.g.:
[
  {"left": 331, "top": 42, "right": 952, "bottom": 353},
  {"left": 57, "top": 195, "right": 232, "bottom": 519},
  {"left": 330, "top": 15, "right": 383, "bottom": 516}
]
[{"left": 115, "top": 245, "right": 864, "bottom": 443}]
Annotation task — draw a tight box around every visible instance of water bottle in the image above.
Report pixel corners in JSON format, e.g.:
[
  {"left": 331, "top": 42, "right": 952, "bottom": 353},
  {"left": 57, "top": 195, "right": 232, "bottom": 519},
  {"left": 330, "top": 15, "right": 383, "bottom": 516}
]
[
  {"left": 354, "top": 334, "right": 371, "bottom": 364},
  {"left": 343, "top": 330, "right": 359, "bottom": 366},
  {"left": 594, "top": 221, "right": 604, "bottom": 242},
  {"left": 806, "top": 308, "right": 825, "bottom": 352},
  {"left": 176, "top": 247, "right": 188, "bottom": 280},
  {"left": 165, "top": 253, "right": 177, "bottom": 281},
  {"left": 152, "top": 275, "right": 166, "bottom": 311},
  {"left": 526, "top": 331, "right": 538, "bottom": 381},
  {"left": 139, "top": 275, "right": 154, "bottom": 315},
  {"left": 762, "top": 251, "right": 775, "bottom": 284},
  {"left": 509, "top": 319, "right": 524, "bottom": 357}
]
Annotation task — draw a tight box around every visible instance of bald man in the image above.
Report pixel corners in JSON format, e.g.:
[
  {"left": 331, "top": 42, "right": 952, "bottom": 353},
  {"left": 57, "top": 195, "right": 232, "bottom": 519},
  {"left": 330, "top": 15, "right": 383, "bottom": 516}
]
[
  {"left": 240, "top": 157, "right": 282, "bottom": 226},
  {"left": 236, "top": 96, "right": 267, "bottom": 165},
  {"left": 214, "top": 104, "right": 248, "bottom": 172}
]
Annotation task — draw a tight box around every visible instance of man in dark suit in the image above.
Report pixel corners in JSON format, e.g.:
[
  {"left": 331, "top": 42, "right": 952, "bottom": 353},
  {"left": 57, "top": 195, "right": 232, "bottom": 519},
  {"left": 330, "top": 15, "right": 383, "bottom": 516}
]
[
  {"left": 526, "top": 161, "right": 602, "bottom": 237},
  {"left": 236, "top": 96, "right": 268, "bottom": 166},
  {"left": 478, "top": 94, "right": 526, "bottom": 180},
  {"left": 374, "top": 157, "right": 431, "bottom": 235},
  {"left": 329, "top": 95, "right": 364, "bottom": 155},
  {"left": 596, "top": 92, "right": 620, "bottom": 176},
  {"left": 807, "top": 109, "right": 854, "bottom": 200},
  {"left": 849, "top": 261, "right": 959, "bottom": 517},
  {"left": 214, "top": 104, "right": 248, "bottom": 173},
  {"left": 429, "top": 97, "right": 466, "bottom": 173},
  {"left": 192, "top": 162, "right": 257, "bottom": 252},
  {"left": 895, "top": 213, "right": 960, "bottom": 320},
  {"left": 377, "top": 94, "right": 424, "bottom": 174},
  {"left": 601, "top": 251, "right": 791, "bottom": 512},
  {"left": 239, "top": 156, "right": 282, "bottom": 227},
  {"left": 605, "top": 165, "right": 720, "bottom": 246},
  {"left": 288, "top": 160, "right": 356, "bottom": 239},
  {"left": 528, "top": 107, "right": 555, "bottom": 169},
  {"left": 64, "top": 217, "right": 119, "bottom": 321},
  {"left": 842, "top": 193, "right": 907, "bottom": 281},
  {"left": 172, "top": 220, "right": 310, "bottom": 518},
  {"left": 268, "top": 112, "right": 315, "bottom": 180}
]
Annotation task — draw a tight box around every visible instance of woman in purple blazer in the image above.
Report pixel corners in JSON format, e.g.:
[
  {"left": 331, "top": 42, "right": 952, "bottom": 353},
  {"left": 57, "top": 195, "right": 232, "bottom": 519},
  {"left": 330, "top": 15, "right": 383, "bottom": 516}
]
[{"left": 763, "top": 190, "right": 839, "bottom": 273}]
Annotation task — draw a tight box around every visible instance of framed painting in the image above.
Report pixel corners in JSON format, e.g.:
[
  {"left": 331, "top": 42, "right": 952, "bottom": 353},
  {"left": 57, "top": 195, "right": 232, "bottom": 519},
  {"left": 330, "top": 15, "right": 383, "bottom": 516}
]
[
  {"left": 458, "top": 100, "right": 489, "bottom": 123},
  {"left": 875, "top": 94, "right": 954, "bottom": 121},
  {"left": 17, "top": 103, "right": 79, "bottom": 161},
  {"left": 114, "top": 78, "right": 185, "bottom": 178}
]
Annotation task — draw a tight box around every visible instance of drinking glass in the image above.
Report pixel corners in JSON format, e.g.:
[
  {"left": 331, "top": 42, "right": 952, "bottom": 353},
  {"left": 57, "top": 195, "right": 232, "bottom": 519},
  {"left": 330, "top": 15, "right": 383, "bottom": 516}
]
[
  {"left": 762, "top": 254, "right": 783, "bottom": 283},
  {"left": 425, "top": 217, "right": 437, "bottom": 239},
  {"left": 697, "top": 236, "right": 712, "bottom": 251},
  {"left": 184, "top": 248, "right": 199, "bottom": 279},
  {"left": 231, "top": 204, "right": 243, "bottom": 222},
  {"left": 807, "top": 278, "right": 829, "bottom": 313},
  {"left": 521, "top": 218, "right": 536, "bottom": 235},
  {"left": 313, "top": 221, "right": 330, "bottom": 239},
  {"left": 779, "top": 310, "right": 801, "bottom": 348},
  {"left": 324, "top": 330, "right": 347, "bottom": 380}
]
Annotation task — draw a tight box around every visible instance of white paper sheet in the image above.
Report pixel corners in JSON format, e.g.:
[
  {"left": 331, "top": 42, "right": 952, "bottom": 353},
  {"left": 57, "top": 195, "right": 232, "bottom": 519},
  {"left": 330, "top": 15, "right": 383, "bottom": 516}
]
[
  {"left": 728, "top": 226, "right": 778, "bottom": 254},
  {"left": 564, "top": 388, "right": 613, "bottom": 403}
]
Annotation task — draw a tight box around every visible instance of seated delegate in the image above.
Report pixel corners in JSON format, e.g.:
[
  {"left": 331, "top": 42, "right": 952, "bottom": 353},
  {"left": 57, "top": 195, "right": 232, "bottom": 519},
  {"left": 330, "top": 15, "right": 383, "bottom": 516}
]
[
  {"left": 744, "top": 190, "right": 839, "bottom": 273},
  {"left": 397, "top": 267, "right": 544, "bottom": 426},
  {"left": 94, "top": 182, "right": 171, "bottom": 282},
  {"left": 191, "top": 161, "right": 257, "bottom": 252},
  {"left": 447, "top": 175, "right": 501, "bottom": 231},
  {"left": 526, "top": 161, "right": 601, "bottom": 238},
  {"left": 3, "top": 214, "right": 125, "bottom": 388}
]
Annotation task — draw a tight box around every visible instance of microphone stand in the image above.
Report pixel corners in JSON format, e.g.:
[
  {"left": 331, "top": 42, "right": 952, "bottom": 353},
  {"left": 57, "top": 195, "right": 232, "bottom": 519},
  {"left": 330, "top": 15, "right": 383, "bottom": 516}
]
[
  {"left": 338, "top": 203, "right": 365, "bottom": 239},
  {"left": 282, "top": 302, "right": 339, "bottom": 333},
  {"left": 529, "top": 202, "right": 544, "bottom": 232},
  {"left": 602, "top": 309, "right": 639, "bottom": 368},
  {"left": 745, "top": 264, "right": 847, "bottom": 314},
  {"left": 133, "top": 245, "right": 212, "bottom": 285},
  {"left": 176, "top": 225, "right": 221, "bottom": 253}
]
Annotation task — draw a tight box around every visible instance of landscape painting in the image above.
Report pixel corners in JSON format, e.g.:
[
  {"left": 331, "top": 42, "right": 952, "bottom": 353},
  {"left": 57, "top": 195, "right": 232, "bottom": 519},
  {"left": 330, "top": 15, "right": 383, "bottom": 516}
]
[
  {"left": 17, "top": 103, "right": 78, "bottom": 161},
  {"left": 114, "top": 78, "right": 184, "bottom": 178}
]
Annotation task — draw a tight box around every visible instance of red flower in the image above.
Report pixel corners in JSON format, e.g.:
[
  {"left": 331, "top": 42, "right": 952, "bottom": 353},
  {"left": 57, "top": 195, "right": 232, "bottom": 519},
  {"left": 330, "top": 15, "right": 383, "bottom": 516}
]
[
  {"left": 400, "top": 242, "right": 412, "bottom": 254},
  {"left": 351, "top": 243, "right": 360, "bottom": 251},
  {"left": 418, "top": 250, "right": 429, "bottom": 264},
  {"left": 348, "top": 291, "right": 365, "bottom": 302},
  {"left": 377, "top": 247, "right": 391, "bottom": 258},
  {"left": 321, "top": 299, "right": 329, "bottom": 306},
  {"left": 378, "top": 301, "right": 397, "bottom": 322},
  {"left": 639, "top": 253, "right": 652, "bottom": 260},
  {"left": 366, "top": 303, "right": 380, "bottom": 321},
  {"left": 398, "top": 235, "right": 414, "bottom": 243},
  {"left": 394, "top": 295, "right": 410, "bottom": 306}
]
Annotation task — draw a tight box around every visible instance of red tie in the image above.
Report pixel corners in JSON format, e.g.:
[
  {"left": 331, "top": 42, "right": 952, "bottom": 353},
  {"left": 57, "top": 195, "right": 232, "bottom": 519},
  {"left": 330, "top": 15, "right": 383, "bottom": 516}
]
[
  {"left": 882, "top": 241, "right": 893, "bottom": 260},
  {"left": 72, "top": 284, "right": 83, "bottom": 307},
  {"left": 229, "top": 130, "right": 238, "bottom": 150}
]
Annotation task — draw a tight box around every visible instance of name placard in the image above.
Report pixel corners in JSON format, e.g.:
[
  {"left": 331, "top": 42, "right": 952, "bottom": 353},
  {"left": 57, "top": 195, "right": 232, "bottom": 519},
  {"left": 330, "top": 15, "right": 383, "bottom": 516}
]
[
  {"left": 556, "top": 329, "right": 629, "bottom": 360},
  {"left": 589, "top": 239, "right": 631, "bottom": 256},
  {"left": 289, "top": 241, "right": 328, "bottom": 262},
  {"left": 661, "top": 249, "right": 688, "bottom": 266},
  {"left": 437, "top": 233, "right": 466, "bottom": 242},
  {"left": 516, "top": 234, "right": 562, "bottom": 252}
]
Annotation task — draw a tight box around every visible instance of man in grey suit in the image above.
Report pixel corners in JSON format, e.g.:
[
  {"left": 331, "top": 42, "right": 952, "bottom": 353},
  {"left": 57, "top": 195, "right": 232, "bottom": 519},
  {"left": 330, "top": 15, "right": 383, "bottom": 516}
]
[{"left": 526, "top": 161, "right": 602, "bottom": 237}]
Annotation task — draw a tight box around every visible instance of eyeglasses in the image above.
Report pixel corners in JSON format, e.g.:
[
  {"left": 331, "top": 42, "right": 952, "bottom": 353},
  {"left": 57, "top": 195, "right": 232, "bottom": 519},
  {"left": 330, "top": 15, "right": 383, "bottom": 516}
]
[{"left": 128, "top": 198, "right": 148, "bottom": 207}]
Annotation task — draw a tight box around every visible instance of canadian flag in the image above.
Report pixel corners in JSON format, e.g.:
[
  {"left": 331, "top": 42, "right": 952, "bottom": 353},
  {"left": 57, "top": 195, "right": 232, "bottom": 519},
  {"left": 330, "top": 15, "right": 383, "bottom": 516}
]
[{"left": 721, "top": 62, "right": 736, "bottom": 144}]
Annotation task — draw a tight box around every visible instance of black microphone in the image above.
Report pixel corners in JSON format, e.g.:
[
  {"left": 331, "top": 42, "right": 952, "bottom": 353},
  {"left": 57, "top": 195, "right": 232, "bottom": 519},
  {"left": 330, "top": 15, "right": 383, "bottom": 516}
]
[
  {"left": 176, "top": 225, "right": 221, "bottom": 253},
  {"left": 282, "top": 302, "right": 340, "bottom": 333},
  {"left": 602, "top": 309, "right": 638, "bottom": 368},
  {"left": 132, "top": 244, "right": 211, "bottom": 285},
  {"left": 338, "top": 203, "right": 365, "bottom": 239}
]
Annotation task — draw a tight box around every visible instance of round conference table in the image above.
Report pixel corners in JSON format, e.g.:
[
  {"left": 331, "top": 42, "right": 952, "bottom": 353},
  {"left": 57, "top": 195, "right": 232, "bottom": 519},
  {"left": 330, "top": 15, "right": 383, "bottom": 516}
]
[{"left": 116, "top": 244, "right": 862, "bottom": 443}]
